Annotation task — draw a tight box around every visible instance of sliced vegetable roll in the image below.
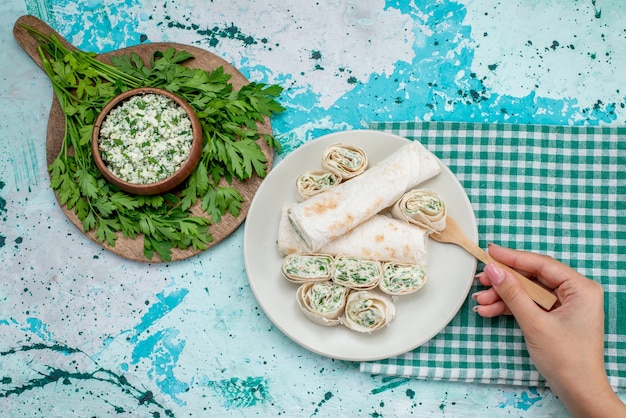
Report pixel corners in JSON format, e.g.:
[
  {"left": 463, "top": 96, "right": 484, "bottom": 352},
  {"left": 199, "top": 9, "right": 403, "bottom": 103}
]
[
  {"left": 331, "top": 256, "right": 382, "bottom": 290},
  {"left": 295, "top": 170, "right": 342, "bottom": 200},
  {"left": 281, "top": 254, "right": 334, "bottom": 284},
  {"left": 391, "top": 188, "right": 447, "bottom": 233},
  {"left": 321, "top": 143, "right": 368, "bottom": 180},
  {"left": 296, "top": 281, "right": 349, "bottom": 326},
  {"left": 379, "top": 262, "right": 427, "bottom": 296},
  {"left": 341, "top": 290, "right": 396, "bottom": 333}
]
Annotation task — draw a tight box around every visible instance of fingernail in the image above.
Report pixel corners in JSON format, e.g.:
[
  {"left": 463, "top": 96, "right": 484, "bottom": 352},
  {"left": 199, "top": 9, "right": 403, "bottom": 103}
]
[
  {"left": 487, "top": 242, "right": 500, "bottom": 249},
  {"left": 471, "top": 291, "right": 483, "bottom": 300},
  {"left": 484, "top": 263, "right": 506, "bottom": 285},
  {"left": 472, "top": 305, "right": 480, "bottom": 312}
]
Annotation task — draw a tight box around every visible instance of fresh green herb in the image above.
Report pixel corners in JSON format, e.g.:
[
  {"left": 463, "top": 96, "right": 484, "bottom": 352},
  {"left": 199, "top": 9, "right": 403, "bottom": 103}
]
[{"left": 24, "top": 25, "right": 285, "bottom": 261}]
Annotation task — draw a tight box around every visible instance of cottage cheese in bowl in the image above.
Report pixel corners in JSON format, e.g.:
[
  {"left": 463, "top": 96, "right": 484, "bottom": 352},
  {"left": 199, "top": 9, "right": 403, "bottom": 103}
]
[
  {"left": 98, "top": 93, "right": 193, "bottom": 184},
  {"left": 92, "top": 88, "right": 203, "bottom": 195}
]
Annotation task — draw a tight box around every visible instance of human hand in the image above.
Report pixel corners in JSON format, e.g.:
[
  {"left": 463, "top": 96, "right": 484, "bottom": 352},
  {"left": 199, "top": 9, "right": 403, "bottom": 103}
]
[{"left": 473, "top": 244, "right": 625, "bottom": 418}]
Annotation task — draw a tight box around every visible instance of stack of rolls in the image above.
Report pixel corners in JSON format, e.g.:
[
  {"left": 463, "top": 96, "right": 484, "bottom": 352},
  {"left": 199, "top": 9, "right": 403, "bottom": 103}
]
[
  {"left": 281, "top": 253, "right": 427, "bottom": 332},
  {"left": 294, "top": 143, "right": 368, "bottom": 200},
  {"left": 277, "top": 140, "right": 448, "bottom": 333},
  {"left": 286, "top": 141, "right": 441, "bottom": 252}
]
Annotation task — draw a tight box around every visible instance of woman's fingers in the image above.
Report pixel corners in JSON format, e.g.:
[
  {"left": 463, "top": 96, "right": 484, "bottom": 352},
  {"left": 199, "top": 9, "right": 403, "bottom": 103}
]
[
  {"left": 473, "top": 299, "right": 512, "bottom": 317},
  {"left": 472, "top": 287, "right": 501, "bottom": 305},
  {"left": 487, "top": 244, "right": 583, "bottom": 290}
]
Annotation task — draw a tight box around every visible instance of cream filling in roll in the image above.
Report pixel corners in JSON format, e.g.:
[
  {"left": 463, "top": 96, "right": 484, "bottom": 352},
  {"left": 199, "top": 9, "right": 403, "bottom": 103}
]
[
  {"left": 331, "top": 255, "right": 382, "bottom": 290},
  {"left": 295, "top": 170, "right": 342, "bottom": 200},
  {"left": 281, "top": 253, "right": 334, "bottom": 284},
  {"left": 379, "top": 262, "right": 427, "bottom": 296},
  {"left": 297, "top": 281, "right": 349, "bottom": 327},
  {"left": 391, "top": 188, "right": 447, "bottom": 233},
  {"left": 321, "top": 143, "right": 368, "bottom": 179},
  {"left": 341, "top": 290, "right": 396, "bottom": 333}
]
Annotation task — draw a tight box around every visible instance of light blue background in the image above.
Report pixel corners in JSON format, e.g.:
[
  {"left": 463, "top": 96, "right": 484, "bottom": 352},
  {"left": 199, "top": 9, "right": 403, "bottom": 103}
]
[{"left": 1, "top": 0, "right": 624, "bottom": 416}]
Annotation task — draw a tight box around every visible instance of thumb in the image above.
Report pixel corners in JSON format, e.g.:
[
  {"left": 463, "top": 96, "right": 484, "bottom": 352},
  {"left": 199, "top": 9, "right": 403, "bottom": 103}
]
[{"left": 484, "top": 263, "right": 540, "bottom": 323}]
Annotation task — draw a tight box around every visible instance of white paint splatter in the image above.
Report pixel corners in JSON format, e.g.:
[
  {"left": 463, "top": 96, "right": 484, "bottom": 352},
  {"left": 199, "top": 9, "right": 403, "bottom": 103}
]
[
  {"left": 462, "top": 0, "right": 625, "bottom": 108},
  {"left": 137, "top": 0, "right": 416, "bottom": 109}
]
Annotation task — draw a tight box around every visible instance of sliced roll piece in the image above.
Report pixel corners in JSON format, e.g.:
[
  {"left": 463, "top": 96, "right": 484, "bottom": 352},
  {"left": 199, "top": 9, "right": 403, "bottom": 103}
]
[
  {"left": 296, "top": 281, "right": 349, "bottom": 326},
  {"left": 281, "top": 253, "right": 334, "bottom": 284},
  {"left": 331, "top": 255, "right": 382, "bottom": 290},
  {"left": 391, "top": 188, "right": 447, "bottom": 233},
  {"left": 295, "top": 170, "right": 342, "bottom": 200},
  {"left": 321, "top": 143, "right": 368, "bottom": 180},
  {"left": 341, "top": 290, "right": 396, "bottom": 333},
  {"left": 379, "top": 262, "right": 427, "bottom": 296}
]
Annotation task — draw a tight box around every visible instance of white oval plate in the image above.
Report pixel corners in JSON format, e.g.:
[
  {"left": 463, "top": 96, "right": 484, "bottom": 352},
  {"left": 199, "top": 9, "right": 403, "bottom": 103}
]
[{"left": 243, "top": 130, "right": 477, "bottom": 361}]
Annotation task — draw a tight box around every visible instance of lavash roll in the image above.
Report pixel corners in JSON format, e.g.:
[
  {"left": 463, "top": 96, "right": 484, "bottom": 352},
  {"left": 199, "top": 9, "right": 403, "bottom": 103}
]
[
  {"left": 379, "top": 261, "right": 427, "bottom": 296},
  {"left": 296, "top": 281, "right": 349, "bottom": 327},
  {"left": 281, "top": 253, "right": 334, "bottom": 284},
  {"left": 278, "top": 206, "right": 429, "bottom": 265},
  {"left": 321, "top": 143, "right": 368, "bottom": 179},
  {"left": 295, "top": 170, "right": 342, "bottom": 200},
  {"left": 331, "top": 255, "right": 382, "bottom": 290},
  {"left": 391, "top": 188, "right": 447, "bottom": 233},
  {"left": 286, "top": 141, "right": 440, "bottom": 252},
  {"left": 341, "top": 290, "right": 396, "bottom": 333}
]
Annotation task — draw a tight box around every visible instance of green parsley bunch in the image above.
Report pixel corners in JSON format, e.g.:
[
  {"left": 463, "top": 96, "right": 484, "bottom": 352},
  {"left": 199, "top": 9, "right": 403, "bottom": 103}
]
[{"left": 24, "top": 25, "right": 285, "bottom": 261}]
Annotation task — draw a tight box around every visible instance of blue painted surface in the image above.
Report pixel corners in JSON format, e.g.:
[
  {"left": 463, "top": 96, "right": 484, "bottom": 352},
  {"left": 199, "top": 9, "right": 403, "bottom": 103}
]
[
  {"left": 499, "top": 387, "right": 544, "bottom": 411},
  {"left": 1, "top": 0, "right": 625, "bottom": 416}
]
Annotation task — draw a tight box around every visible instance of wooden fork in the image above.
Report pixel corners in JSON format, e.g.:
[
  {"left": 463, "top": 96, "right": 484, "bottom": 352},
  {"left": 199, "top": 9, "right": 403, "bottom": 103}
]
[{"left": 430, "top": 216, "right": 558, "bottom": 311}]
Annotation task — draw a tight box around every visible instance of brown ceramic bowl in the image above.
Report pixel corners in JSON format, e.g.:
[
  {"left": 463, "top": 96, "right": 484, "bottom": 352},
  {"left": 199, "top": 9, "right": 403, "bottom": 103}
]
[{"left": 92, "top": 87, "right": 203, "bottom": 195}]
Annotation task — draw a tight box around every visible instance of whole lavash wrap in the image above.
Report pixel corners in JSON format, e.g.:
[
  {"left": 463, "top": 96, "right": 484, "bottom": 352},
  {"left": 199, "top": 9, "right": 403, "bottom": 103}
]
[
  {"left": 286, "top": 141, "right": 441, "bottom": 252},
  {"left": 278, "top": 205, "right": 429, "bottom": 265}
]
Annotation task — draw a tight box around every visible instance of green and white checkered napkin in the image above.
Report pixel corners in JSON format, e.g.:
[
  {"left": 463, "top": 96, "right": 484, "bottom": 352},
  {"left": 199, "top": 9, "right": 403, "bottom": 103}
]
[{"left": 360, "top": 121, "right": 626, "bottom": 388}]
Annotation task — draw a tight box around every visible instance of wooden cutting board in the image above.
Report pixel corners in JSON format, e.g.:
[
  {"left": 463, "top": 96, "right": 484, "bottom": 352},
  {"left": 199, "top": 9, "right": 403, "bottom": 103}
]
[{"left": 13, "top": 15, "right": 274, "bottom": 262}]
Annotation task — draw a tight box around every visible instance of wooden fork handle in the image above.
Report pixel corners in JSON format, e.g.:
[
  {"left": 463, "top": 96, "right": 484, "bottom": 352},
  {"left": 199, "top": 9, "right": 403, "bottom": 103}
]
[{"left": 463, "top": 241, "right": 558, "bottom": 311}]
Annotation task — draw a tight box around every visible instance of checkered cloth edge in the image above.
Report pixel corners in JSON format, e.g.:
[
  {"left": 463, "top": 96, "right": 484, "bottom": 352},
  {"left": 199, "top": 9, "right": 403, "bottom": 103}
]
[{"left": 360, "top": 121, "right": 626, "bottom": 388}]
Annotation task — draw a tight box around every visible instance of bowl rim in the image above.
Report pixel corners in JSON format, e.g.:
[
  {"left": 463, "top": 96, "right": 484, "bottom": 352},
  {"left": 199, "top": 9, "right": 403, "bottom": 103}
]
[{"left": 91, "top": 87, "right": 203, "bottom": 195}]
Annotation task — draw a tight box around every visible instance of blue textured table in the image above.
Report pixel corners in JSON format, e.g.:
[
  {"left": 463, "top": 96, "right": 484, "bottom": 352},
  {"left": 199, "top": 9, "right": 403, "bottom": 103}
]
[{"left": 1, "top": 1, "right": 624, "bottom": 416}]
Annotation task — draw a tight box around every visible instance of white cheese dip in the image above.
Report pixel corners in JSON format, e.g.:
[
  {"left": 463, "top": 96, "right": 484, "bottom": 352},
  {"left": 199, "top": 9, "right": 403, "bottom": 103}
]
[{"left": 98, "top": 93, "right": 194, "bottom": 184}]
